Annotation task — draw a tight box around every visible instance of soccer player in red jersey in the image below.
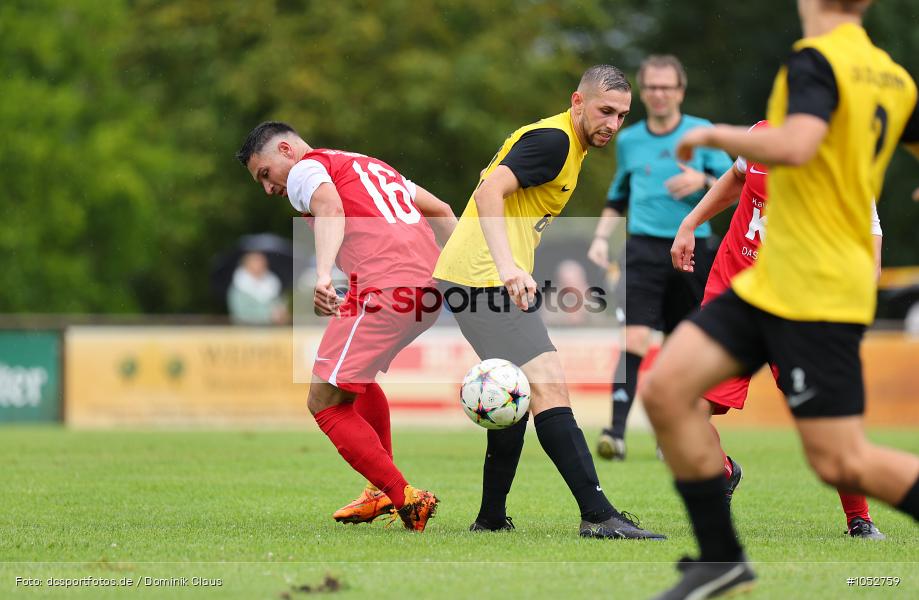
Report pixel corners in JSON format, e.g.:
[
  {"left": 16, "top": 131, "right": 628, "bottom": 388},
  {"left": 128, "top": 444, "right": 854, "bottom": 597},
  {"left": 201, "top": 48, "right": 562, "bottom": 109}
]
[
  {"left": 671, "top": 120, "right": 886, "bottom": 539},
  {"left": 237, "top": 122, "right": 456, "bottom": 531}
]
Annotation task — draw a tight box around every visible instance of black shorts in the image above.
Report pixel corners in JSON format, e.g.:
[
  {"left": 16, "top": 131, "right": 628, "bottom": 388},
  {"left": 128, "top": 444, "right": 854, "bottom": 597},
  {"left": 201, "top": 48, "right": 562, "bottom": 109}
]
[
  {"left": 436, "top": 281, "right": 556, "bottom": 366},
  {"left": 691, "top": 289, "right": 866, "bottom": 418},
  {"left": 618, "top": 235, "right": 715, "bottom": 333}
]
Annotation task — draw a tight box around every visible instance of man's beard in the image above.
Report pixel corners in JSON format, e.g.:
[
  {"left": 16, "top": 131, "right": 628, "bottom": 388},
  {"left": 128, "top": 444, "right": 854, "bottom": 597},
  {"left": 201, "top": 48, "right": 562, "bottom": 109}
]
[{"left": 582, "top": 117, "right": 613, "bottom": 148}]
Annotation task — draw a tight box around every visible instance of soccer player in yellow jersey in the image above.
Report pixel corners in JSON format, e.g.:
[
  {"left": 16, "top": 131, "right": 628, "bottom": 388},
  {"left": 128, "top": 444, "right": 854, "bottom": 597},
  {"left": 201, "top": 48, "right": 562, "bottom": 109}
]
[
  {"left": 640, "top": 1, "right": 919, "bottom": 597},
  {"left": 435, "top": 65, "right": 664, "bottom": 539}
]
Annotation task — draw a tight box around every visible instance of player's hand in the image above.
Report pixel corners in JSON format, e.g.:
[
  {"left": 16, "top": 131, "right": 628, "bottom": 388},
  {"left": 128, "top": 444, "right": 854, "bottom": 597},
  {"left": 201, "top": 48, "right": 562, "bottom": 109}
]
[
  {"left": 675, "top": 127, "right": 712, "bottom": 162},
  {"left": 587, "top": 237, "right": 610, "bottom": 269},
  {"left": 665, "top": 163, "right": 707, "bottom": 199},
  {"left": 912, "top": 186, "right": 919, "bottom": 202},
  {"left": 500, "top": 265, "right": 538, "bottom": 311},
  {"left": 670, "top": 225, "right": 696, "bottom": 272},
  {"left": 313, "top": 274, "right": 341, "bottom": 316}
]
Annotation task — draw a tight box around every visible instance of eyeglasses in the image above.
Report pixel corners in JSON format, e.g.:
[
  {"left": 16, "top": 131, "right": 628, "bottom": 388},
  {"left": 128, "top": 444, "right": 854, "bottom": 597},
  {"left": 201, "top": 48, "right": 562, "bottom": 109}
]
[{"left": 641, "top": 85, "right": 683, "bottom": 93}]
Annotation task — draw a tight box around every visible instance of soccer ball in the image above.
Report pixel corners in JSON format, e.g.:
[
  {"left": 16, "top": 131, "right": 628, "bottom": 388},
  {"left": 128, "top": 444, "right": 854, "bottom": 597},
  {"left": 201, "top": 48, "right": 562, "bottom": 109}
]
[{"left": 460, "top": 359, "right": 530, "bottom": 429}]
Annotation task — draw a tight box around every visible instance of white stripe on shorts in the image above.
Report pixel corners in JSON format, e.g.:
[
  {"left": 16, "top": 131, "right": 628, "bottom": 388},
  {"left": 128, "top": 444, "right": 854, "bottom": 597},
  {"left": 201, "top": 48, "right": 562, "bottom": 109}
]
[{"left": 328, "top": 294, "right": 375, "bottom": 387}]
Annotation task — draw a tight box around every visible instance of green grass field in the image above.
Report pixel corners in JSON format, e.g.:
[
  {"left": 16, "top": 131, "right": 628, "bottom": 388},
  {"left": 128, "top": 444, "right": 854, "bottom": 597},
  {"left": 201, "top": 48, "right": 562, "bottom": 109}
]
[{"left": 1, "top": 427, "right": 916, "bottom": 599}]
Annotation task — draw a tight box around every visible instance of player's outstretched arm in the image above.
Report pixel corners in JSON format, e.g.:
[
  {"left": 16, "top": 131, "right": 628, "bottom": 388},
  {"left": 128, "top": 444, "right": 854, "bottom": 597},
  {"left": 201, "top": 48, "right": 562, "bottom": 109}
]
[
  {"left": 413, "top": 185, "right": 457, "bottom": 247},
  {"left": 671, "top": 164, "right": 746, "bottom": 272},
  {"left": 311, "top": 183, "right": 346, "bottom": 316},
  {"left": 474, "top": 165, "right": 537, "bottom": 310},
  {"left": 677, "top": 115, "right": 828, "bottom": 167}
]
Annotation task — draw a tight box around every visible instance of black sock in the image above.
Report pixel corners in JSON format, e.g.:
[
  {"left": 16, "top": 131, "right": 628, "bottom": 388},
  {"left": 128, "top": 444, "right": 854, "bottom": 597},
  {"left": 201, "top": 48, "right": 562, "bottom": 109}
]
[
  {"left": 895, "top": 475, "right": 919, "bottom": 522},
  {"left": 535, "top": 407, "right": 615, "bottom": 523},
  {"left": 609, "top": 351, "right": 642, "bottom": 438},
  {"left": 675, "top": 476, "right": 744, "bottom": 562},
  {"left": 476, "top": 413, "right": 529, "bottom": 525}
]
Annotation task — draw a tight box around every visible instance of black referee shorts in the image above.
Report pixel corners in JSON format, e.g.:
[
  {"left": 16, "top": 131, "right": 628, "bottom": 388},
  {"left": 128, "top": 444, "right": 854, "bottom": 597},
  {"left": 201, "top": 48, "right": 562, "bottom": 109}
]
[
  {"left": 691, "top": 289, "right": 866, "bottom": 418},
  {"left": 436, "top": 281, "right": 556, "bottom": 367},
  {"left": 618, "top": 234, "right": 715, "bottom": 334}
]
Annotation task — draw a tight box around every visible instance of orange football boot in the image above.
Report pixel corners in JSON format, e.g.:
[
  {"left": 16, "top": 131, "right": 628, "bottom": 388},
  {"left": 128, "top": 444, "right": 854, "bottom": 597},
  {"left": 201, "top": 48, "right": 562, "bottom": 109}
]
[
  {"left": 332, "top": 486, "right": 394, "bottom": 524},
  {"left": 390, "top": 485, "right": 439, "bottom": 532}
]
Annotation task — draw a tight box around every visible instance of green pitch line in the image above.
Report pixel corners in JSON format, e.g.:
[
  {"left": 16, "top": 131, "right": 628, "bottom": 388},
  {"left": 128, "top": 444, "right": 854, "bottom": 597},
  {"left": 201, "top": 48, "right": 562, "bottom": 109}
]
[{"left": 0, "top": 427, "right": 916, "bottom": 598}]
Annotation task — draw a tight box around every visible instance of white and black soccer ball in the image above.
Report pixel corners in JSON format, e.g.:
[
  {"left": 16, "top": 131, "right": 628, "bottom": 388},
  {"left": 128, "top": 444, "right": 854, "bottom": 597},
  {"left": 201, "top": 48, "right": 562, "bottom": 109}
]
[{"left": 460, "top": 358, "right": 531, "bottom": 429}]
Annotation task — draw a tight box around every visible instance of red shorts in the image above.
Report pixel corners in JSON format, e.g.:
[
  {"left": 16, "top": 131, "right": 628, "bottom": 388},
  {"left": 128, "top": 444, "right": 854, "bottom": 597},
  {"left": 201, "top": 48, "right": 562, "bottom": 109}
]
[
  {"left": 705, "top": 374, "right": 750, "bottom": 414},
  {"left": 313, "top": 287, "right": 439, "bottom": 393},
  {"left": 701, "top": 254, "right": 737, "bottom": 306},
  {"left": 700, "top": 260, "right": 778, "bottom": 413}
]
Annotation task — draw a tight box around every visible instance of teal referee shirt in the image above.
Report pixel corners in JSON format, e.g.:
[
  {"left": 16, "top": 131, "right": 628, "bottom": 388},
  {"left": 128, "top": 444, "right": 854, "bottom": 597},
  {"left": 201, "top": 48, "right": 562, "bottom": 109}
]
[{"left": 607, "top": 115, "right": 734, "bottom": 238}]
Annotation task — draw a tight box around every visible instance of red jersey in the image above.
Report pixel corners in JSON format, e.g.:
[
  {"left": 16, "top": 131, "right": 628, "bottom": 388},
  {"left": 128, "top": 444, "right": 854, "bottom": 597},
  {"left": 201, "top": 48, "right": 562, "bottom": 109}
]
[
  {"left": 287, "top": 149, "right": 439, "bottom": 291},
  {"left": 702, "top": 121, "right": 769, "bottom": 305}
]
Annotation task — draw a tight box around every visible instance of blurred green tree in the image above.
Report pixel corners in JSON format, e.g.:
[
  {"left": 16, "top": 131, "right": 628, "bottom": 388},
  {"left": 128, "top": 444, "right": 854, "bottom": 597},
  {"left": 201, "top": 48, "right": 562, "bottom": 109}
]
[{"left": 0, "top": 0, "right": 166, "bottom": 312}]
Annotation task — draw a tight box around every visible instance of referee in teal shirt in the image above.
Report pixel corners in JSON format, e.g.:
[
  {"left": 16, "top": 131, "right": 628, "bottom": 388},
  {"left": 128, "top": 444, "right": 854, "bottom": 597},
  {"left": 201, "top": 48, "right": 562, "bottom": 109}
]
[{"left": 588, "top": 55, "right": 733, "bottom": 461}]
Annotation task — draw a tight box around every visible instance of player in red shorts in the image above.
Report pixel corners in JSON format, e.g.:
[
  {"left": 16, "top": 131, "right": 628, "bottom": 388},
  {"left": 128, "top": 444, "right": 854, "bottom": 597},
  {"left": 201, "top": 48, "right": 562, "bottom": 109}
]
[
  {"left": 237, "top": 122, "right": 456, "bottom": 531},
  {"left": 670, "top": 120, "right": 885, "bottom": 539}
]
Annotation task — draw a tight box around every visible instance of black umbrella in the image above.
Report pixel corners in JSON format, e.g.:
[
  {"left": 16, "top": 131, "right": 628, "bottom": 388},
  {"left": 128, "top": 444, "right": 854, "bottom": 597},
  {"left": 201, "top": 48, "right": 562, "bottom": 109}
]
[{"left": 210, "top": 233, "right": 299, "bottom": 300}]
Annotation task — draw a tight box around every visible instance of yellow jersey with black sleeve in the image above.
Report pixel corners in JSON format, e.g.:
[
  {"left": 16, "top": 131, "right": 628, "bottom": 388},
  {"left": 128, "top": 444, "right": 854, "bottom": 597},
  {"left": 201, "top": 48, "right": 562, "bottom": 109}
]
[
  {"left": 433, "top": 110, "right": 587, "bottom": 287},
  {"left": 732, "top": 24, "right": 918, "bottom": 324}
]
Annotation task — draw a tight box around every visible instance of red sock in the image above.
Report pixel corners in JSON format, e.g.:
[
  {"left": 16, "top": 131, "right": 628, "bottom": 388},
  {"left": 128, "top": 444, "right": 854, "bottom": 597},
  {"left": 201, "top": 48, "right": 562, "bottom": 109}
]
[
  {"left": 354, "top": 383, "right": 392, "bottom": 459},
  {"left": 709, "top": 422, "right": 732, "bottom": 479},
  {"left": 838, "top": 491, "right": 871, "bottom": 524},
  {"left": 314, "top": 403, "right": 407, "bottom": 508}
]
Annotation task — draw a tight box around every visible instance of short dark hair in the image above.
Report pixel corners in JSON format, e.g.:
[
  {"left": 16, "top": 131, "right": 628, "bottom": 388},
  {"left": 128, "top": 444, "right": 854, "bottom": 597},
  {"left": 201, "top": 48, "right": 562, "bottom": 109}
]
[
  {"left": 579, "top": 64, "right": 631, "bottom": 94},
  {"left": 236, "top": 121, "right": 298, "bottom": 166},
  {"left": 638, "top": 55, "right": 688, "bottom": 89}
]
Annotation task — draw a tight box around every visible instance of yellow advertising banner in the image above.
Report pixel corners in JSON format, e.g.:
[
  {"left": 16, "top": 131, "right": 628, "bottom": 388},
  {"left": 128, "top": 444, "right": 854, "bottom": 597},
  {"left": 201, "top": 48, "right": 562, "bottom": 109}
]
[
  {"left": 64, "top": 327, "right": 919, "bottom": 428},
  {"left": 66, "top": 327, "right": 315, "bottom": 428}
]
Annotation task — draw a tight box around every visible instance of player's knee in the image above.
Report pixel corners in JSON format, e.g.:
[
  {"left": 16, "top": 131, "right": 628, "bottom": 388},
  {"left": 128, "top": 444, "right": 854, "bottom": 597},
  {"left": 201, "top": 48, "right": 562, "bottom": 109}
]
[
  {"left": 306, "top": 393, "right": 326, "bottom": 416},
  {"left": 807, "top": 448, "right": 866, "bottom": 490},
  {"left": 624, "top": 327, "right": 651, "bottom": 354},
  {"left": 307, "top": 387, "right": 344, "bottom": 416},
  {"left": 638, "top": 371, "right": 670, "bottom": 417},
  {"left": 529, "top": 381, "right": 569, "bottom": 413}
]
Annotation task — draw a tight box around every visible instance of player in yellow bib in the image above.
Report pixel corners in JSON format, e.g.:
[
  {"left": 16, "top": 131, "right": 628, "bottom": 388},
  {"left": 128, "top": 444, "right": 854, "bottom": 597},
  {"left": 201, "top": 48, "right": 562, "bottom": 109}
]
[
  {"left": 435, "top": 65, "right": 664, "bottom": 539},
  {"left": 640, "top": 1, "right": 919, "bottom": 598},
  {"left": 435, "top": 107, "right": 587, "bottom": 287}
]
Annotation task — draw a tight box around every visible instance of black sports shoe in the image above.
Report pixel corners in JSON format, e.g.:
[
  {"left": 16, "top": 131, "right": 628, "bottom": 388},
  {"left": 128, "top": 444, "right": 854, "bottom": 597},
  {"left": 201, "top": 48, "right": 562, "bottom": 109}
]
[
  {"left": 469, "top": 516, "right": 515, "bottom": 532},
  {"left": 846, "top": 517, "right": 886, "bottom": 540},
  {"left": 579, "top": 511, "right": 666, "bottom": 540},
  {"left": 596, "top": 430, "right": 626, "bottom": 461},
  {"left": 652, "top": 554, "right": 755, "bottom": 599},
  {"left": 725, "top": 456, "right": 743, "bottom": 506}
]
